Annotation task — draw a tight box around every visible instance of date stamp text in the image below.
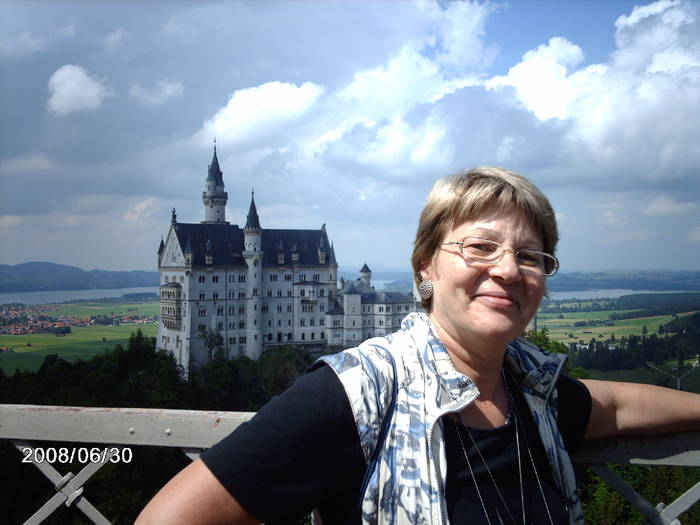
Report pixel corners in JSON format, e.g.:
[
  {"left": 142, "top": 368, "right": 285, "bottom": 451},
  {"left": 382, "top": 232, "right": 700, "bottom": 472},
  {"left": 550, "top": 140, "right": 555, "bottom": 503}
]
[{"left": 21, "top": 446, "right": 133, "bottom": 464}]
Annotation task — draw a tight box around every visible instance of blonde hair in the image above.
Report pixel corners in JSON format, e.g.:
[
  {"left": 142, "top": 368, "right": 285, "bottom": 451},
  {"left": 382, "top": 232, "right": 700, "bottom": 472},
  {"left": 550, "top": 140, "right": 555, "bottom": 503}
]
[{"left": 411, "top": 167, "right": 558, "bottom": 310}]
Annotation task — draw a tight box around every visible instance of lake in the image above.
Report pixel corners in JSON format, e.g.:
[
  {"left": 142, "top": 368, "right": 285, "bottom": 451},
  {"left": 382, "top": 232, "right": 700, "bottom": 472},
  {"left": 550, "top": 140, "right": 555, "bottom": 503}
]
[{"left": 0, "top": 287, "right": 159, "bottom": 305}]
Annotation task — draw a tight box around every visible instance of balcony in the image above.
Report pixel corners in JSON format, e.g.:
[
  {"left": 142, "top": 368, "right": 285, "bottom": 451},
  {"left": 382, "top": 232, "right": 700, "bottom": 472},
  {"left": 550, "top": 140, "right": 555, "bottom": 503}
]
[{"left": 1, "top": 403, "right": 698, "bottom": 524}]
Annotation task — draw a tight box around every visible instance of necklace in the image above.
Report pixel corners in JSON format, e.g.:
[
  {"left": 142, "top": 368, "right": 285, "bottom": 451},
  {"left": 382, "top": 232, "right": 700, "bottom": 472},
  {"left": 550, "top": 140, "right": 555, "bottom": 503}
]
[{"left": 452, "top": 371, "right": 555, "bottom": 525}]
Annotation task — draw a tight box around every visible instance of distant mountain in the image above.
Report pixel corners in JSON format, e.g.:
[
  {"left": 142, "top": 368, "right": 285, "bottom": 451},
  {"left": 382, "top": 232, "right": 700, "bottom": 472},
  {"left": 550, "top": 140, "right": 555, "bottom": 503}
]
[
  {"left": 0, "top": 262, "right": 159, "bottom": 293},
  {"left": 548, "top": 270, "right": 700, "bottom": 291}
]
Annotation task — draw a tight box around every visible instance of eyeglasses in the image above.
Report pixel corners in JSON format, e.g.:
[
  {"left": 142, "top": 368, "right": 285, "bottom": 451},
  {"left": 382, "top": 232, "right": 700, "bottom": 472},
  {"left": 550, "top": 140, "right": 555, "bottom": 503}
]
[{"left": 439, "top": 237, "right": 559, "bottom": 276}]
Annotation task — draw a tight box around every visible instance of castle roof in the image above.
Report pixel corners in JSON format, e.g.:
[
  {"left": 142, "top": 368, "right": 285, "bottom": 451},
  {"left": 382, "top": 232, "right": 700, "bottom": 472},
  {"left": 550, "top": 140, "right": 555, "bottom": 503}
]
[
  {"left": 245, "top": 192, "right": 261, "bottom": 230},
  {"left": 170, "top": 222, "right": 333, "bottom": 268},
  {"left": 360, "top": 262, "right": 371, "bottom": 273},
  {"left": 207, "top": 147, "right": 224, "bottom": 186},
  {"left": 361, "top": 290, "right": 413, "bottom": 304}
]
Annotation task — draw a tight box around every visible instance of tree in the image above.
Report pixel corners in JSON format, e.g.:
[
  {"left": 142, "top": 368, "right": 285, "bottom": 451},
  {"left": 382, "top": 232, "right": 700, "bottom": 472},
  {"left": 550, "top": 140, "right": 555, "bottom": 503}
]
[
  {"left": 198, "top": 326, "right": 224, "bottom": 361},
  {"left": 642, "top": 324, "right": 648, "bottom": 335}
]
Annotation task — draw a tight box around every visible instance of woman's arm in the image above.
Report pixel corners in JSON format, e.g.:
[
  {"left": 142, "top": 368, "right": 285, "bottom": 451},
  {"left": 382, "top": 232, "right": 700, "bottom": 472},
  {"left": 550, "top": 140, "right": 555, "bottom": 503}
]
[
  {"left": 135, "top": 459, "right": 259, "bottom": 525},
  {"left": 581, "top": 379, "right": 700, "bottom": 439}
]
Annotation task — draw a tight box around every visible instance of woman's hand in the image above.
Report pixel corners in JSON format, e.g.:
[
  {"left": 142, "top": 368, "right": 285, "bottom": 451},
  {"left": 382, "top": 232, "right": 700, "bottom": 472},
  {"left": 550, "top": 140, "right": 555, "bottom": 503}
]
[
  {"left": 582, "top": 379, "right": 700, "bottom": 439},
  {"left": 135, "top": 459, "right": 260, "bottom": 525}
]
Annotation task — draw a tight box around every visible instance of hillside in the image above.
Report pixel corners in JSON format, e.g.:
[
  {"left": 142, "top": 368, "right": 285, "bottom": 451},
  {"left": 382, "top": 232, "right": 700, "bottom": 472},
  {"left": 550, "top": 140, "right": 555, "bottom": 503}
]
[{"left": 0, "top": 262, "right": 159, "bottom": 293}]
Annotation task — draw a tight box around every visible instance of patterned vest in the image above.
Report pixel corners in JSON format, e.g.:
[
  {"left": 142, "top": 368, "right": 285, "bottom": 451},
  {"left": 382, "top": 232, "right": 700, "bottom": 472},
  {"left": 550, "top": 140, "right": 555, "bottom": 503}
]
[{"left": 319, "top": 312, "right": 584, "bottom": 525}]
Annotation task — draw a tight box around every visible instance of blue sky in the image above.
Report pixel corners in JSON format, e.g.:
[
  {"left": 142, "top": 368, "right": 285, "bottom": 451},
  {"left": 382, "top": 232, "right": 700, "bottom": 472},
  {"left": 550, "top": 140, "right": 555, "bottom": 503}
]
[{"left": 0, "top": 0, "right": 698, "bottom": 272}]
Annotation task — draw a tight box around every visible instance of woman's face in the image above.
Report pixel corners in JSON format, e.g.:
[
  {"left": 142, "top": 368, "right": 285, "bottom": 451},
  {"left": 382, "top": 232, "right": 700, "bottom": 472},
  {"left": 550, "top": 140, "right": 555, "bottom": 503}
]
[{"left": 422, "top": 208, "right": 547, "bottom": 349}]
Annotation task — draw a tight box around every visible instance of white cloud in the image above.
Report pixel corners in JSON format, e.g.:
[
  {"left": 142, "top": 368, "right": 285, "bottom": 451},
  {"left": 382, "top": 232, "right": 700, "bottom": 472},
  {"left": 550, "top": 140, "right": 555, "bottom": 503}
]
[
  {"left": 124, "top": 198, "right": 158, "bottom": 223},
  {"left": 103, "top": 28, "right": 125, "bottom": 51},
  {"left": 0, "top": 32, "right": 45, "bottom": 60},
  {"left": 129, "top": 80, "right": 184, "bottom": 106},
  {"left": 195, "top": 81, "right": 325, "bottom": 148},
  {"left": 432, "top": 0, "right": 496, "bottom": 69},
  {"left": 644, "top": 195, "right": 698, "bottom": 215},
  {"left": 47, "top": 65, "right": 113, "bottom": 116},
  {"left": 0, "top": 154, "right": 57, "bottom": 174},
  {"left": 687, "top": 225, "right": 700, "bottom": 242},
  {"left": 53, "top": 25, "right": 76, "bottom": 38}
]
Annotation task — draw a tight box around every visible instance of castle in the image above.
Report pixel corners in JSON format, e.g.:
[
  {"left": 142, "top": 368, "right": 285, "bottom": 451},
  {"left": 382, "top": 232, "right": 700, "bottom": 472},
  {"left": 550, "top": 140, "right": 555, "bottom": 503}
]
[{"left": 156, "top": 147, "right": 416, "bottom": 370}]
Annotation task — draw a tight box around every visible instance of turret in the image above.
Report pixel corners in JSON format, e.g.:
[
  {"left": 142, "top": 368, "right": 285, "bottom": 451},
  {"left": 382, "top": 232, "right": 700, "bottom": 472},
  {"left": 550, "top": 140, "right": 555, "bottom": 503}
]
[
  {"left": 360, "top": 262, "right": 372, "bottom": 288},
  {"left": 202, "top": 141, "right": 229, "bottom": 224},
  {"left": 244, "top": 190, "right": 263, "bottom": 359}
]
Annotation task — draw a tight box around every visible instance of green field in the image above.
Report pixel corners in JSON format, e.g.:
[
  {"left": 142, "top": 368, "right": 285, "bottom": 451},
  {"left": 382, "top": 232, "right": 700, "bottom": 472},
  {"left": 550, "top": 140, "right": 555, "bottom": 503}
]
[
  {"left": 540, "top": 311, "right": 693, "bottom": 344},
  {"left": 48, "top": 300, "right": 159, "bottom": 319},
  {"left": 0, "top": 323, "right": 158, "bottom": 373}
]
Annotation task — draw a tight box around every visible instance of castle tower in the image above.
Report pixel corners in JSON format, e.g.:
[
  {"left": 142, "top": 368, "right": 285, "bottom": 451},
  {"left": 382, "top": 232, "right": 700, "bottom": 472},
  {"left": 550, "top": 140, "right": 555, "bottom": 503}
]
[
  {"left": 359, "top": 262, "right": 372, "bottom": 288},
  {"left": 244, "top": 190, "right": 263, "bottom": 359},
  {"left": 202, "top": 142, "right": 229, "bottom": 224}
]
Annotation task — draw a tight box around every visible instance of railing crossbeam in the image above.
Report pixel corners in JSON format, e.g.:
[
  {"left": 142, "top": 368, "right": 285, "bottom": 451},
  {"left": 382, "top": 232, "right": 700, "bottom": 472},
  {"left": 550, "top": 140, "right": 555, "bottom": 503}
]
[{"left": 13, "top": 439, "right": 116, "bottom": 525}]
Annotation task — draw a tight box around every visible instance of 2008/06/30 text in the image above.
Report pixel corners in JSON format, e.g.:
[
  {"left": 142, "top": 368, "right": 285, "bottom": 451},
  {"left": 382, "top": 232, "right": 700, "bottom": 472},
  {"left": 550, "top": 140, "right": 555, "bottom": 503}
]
[{"left": 21, "top": 446, "right": 133, "bottom": 464}]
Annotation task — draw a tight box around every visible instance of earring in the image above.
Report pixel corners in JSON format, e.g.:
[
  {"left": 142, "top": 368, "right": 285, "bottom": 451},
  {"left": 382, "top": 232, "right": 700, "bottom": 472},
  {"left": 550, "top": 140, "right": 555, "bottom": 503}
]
[{"left": 418, "top": 280, "right": 433, "bottom": 299}]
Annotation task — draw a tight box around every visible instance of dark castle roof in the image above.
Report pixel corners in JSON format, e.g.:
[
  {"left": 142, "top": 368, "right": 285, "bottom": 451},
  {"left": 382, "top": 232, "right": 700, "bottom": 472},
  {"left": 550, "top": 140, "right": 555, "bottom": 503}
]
[
  {"left": 361, "top": 290, "right": 413, "bottom": 304},
  {"left": 245, "top": 193, "right": 261, "bottom": 230},
  {"left": 207, "top": 148, "right": 224, "bottom": 186},
  {"left": 171, "top": 222, "right": 334, "bottom": 268},
  {"left": 360, "top": 262, "right": 371, "bottom": 273}
]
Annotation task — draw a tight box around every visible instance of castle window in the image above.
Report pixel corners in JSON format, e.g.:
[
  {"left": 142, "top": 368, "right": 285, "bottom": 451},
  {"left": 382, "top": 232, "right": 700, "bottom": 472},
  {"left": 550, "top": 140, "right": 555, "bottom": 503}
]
[
  {"left": 199, "top": 292, "right": 205, "bottom": 300},
  {"left": 287, "top": 290, "right": 292, "bottom": 297},
  {"left": 299, "top": 274, "right": 306, "bottom": 281},
  {"left": 321, "top": 332, "right": 325, "bottom": 339},
  {"left": 352, "top": 320, "right": 355, "bottom": 327},
  {"left": 229, "top": 291, "right": 235, "bottom": 299},
  {"left": 199, "top": 275, "right": 206, "bottom": 283},
  {"left": 287, "top": 304, "right": 292, "bottom": 312},
  {"left": 239, "top": 292, "right": 245, "bottom": 299},
  {"left": 238, "top": 275, "right": 246, "bottom": 283},
  {"left": 165, "top": 276, "right": 169, "bottom": 283},
  {"left": 300, "top": 290, "right": 305, "bottom": 297},
  {"left": 212, "top": 275, "right": 219, "bottom": 283},
  {"left": 268, "top": 320, "right": 272, "bottom": 327},
  {"left": 277, "top": 290, "right": 282, "bottom": 297},
  {"left": 270, "top": 274, "right": 278, "bottom": 282},
  {"left": 300, "top": 319, "right": 306, "bottom": 326},
  {"left": 217, "top": 306, "right": 224, "bottom": 316},
  {"left": 262, "top": 305, "right": 269, "bottom": 313},
  {"left": 301, "top": 333, "right": 305, "bottom": 340},
  {"left": 320, "top": 304, "right": 325, "bottom": 312},
  {"left": 380, "top": 320, "right": 384, "bottom": 326},
  {"left": 229, "top": 337, "right": 236, "bottom": 344},
  {"left": 217, "top": 322, "right": 223, "bottom": 330},
  {"left": 379, "top": 306, "right": 384, "bottom": 313},
  {"left": 198, "top": 324, "right": 206, "bottom": 331},
  {"left": 239, "top": 321, "right": 245, "bottom": 329},
  {"left": 285, "top": 274, "right": 292, "bottom": 281},
  {"left": 198, "top": 308, "right": 206, "bottom": 317},
  {"left": 313, "top": 274, "right": 320, "bottom": 281},
  {"left": 310, "top": 319, "right": 315, "bottom": 326},
  {"left": 277, "top": 305, "right": 282, "bottom": 313},
  {"left": 229, "top": 275, "right": 234, "bottom": 283},
  {"left": 320, "top": 318, "right": 325, "bottom": 326},
  {"left": 278, "top": 320, "right": 282, "bottom": 326},
  {"left": 213, "top": 292, "right": 219, "bottom": 300},
  {"left": 240, "top": 336, "right": 246, "bottom": 343},
  {"left": 311, "top": 332, "right": 315, "bottom": 340},
  {"left": 267, "top": 291, "right": 272, "bottom": 297},
  {"left": 229, "top": 322, "right": 235, "bottom": 329},
  {"left": 320, "top": 289, "right": 325, "bottom": 297},
  {"left": 253, "top": 288, "right": 258, "bottom": 296},
  {"left": 239, "top": 306, "right": 245, "bottom": 315}
]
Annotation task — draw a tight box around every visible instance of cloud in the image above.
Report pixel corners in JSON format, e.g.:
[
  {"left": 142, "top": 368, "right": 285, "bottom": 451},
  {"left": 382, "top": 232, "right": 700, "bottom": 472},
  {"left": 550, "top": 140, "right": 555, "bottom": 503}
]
[
  {"left": 195, "top": 81, "right": 325, "bottom": 148},
  {"left": 124, "top": 197, "right": 158, "bottom": 222},
  {"left": 687, "top": 225, "right": 700, "bottom": 242},
  {"left": 47, "top": 65, "right": 113, "bottom": 116},
  {"left": 0, "top": 154, "right": 57, "bottom": 174},
  {"left": 103, "top": 28, "right": 125, "bottom": 51},
  {"left": 644, "top": 195, "right": 698, "bottom": 215},
  {"left": 129, "top": 80, "right": 184, "bottom": 106},
  {"left": 0, "top": 31, "right": 45, "bottom": 60}
]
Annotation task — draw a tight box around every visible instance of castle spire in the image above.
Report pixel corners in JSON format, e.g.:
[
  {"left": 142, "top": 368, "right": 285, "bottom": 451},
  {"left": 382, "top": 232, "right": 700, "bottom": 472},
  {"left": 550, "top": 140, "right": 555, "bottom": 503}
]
[
  {"left": 245, "top": 189, "right": 261, "bottom": 230},
  {"left": 202, "top": 142, "right": 228, "bottom": 223}
]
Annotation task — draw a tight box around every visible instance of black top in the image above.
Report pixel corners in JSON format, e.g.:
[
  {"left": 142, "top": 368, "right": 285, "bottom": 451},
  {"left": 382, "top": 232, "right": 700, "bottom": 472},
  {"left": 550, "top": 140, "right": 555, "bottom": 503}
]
[{"left": 202, "top": 365, "right": 592, "bottom": 525}]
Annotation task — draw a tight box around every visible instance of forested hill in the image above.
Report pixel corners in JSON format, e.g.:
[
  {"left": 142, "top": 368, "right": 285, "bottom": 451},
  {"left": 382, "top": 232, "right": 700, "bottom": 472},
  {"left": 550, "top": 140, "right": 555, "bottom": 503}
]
[
  {"left": 0, "top": 262, "right": 159, "bottom": 292},
  {"left": 547, "top": 270, "right": 700, "bottom": 292}
]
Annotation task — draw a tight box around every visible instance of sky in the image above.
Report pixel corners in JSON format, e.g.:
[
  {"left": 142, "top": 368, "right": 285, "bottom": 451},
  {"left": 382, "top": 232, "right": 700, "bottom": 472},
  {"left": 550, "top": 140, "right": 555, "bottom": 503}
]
[{"left": 0, "top": 0, "right": 699, "bottom": 273}]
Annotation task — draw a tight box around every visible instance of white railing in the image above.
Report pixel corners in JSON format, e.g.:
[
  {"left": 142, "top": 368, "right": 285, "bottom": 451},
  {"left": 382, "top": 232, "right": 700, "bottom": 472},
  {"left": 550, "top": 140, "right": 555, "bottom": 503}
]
[{"left": 1, "top": 404, "right": 698, "bottom": 525}]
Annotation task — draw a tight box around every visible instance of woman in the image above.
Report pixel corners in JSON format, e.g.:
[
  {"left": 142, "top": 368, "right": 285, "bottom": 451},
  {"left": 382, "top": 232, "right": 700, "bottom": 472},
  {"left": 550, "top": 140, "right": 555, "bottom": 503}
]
[{"left": 137, "top": 167, "right": 700, "bottom": 525}]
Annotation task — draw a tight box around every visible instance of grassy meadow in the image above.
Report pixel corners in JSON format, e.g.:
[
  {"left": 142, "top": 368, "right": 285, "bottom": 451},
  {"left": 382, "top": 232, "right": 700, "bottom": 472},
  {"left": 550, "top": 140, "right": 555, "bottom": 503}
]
[
  {"left": 538, "top": 311, "right": 692, "bottom": 344},
  {"left": 1, "top": 300, "right": 159, "bottom": 372}
]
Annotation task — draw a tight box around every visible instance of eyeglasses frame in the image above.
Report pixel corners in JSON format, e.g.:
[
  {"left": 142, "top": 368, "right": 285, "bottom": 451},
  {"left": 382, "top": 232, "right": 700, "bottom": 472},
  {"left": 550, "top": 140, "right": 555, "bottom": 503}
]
[{"left": 439, "top": 236, "right": 560, "bottom": 277}]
